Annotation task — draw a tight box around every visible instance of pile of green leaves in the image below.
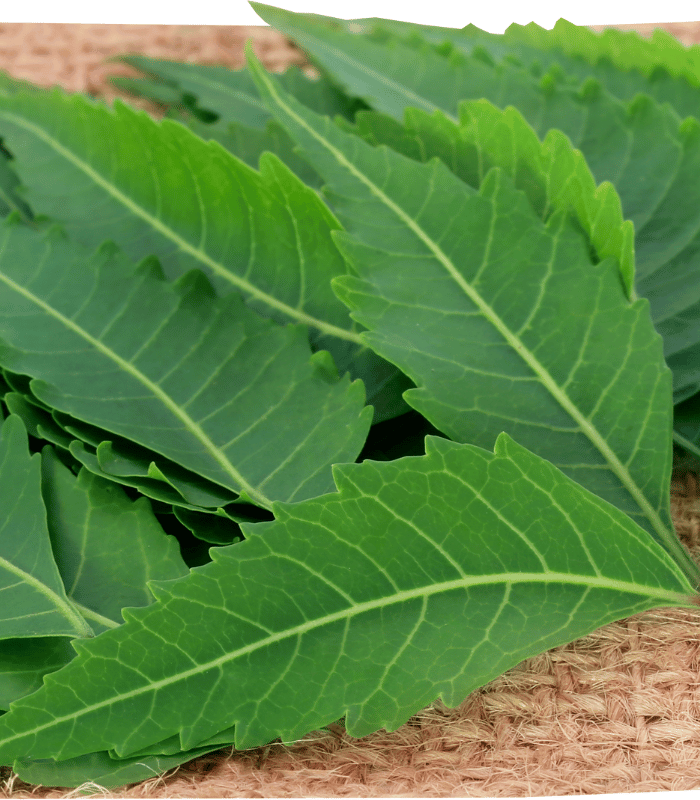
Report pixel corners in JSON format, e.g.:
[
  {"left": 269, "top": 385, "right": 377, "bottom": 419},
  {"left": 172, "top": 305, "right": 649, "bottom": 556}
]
[{"left": 1, "top": 4, "right": 700, "bottom": 790}]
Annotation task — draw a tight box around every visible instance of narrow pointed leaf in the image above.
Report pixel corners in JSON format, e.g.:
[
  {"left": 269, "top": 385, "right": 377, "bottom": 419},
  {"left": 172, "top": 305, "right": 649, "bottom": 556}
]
[
  {"left": 0, "top": 415, "right": 93, "bottom": 640},
  {"left": 0, "top": 219, "right": 372, "bottom": 509},
  {"left": 344, "top": 15, "right": 700, "bottom": 123},
  {"left": 68, "top": 441, "right": 236, "bottom": 513},
  {"left": 94, "top": 441, "right": 238, "bottom": 507},
  {"left": 111, "top": 54, "right": 367, "bottom": 127},
  {"left": 40, "top": 448, "right": 189, "bottom": 634},
  {"left": 304, "top": 10, "right": 700, "bottom": 95},
  {"left": 0, "top": 434, "right": 694, "bottom": 763},
  {"left": 2, "top": 400, "right": 236, "bottom": 512},
  {"left": 247, "top": 54, "right": 698, "bottom": 583},
  {"left": 499, "top": 19, "right": 700, "bottom": 88},
  {"left": 250, "top": 9, "right": 700, "bottom": 401},
  {"left": 0, "top": 638, "right": 76, "bottom": 710},
  {"left": 0, "top": 89, "right": 411, "bottom": 421}
]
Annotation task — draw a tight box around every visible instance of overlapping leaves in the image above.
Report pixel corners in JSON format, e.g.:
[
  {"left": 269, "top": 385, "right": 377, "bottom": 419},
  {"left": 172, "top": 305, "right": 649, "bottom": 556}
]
[
  {"left": 245, "top": 51, "right": 695, "bottom": 579},
  {"left": 0, "top": 8, "right": 699, "bottom": 793},
  {"left": 0, "top": 434, "right": 694, "bottom": 767},
  {"left": 245, "top": 5, "right": 700, "bottom": 404},
  {"left": 0, "top": 87, "right": 408, "bottom": 422},
  {"left": 0, "top": 217, "right": 371, "bottom": 508}
]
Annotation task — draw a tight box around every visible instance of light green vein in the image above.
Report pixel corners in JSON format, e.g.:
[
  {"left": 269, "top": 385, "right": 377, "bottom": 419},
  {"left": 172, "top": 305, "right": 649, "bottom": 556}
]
[
  {"left": 0, "top": 265, "right": 273, "bottom": 511},
  {"left": 249, "top": 58, "right": 698, "bottom": 584},
  {"left": 70, "top": 599, "right": 120, "bottom": 630},
  {"left": 1, "top": 566, "right": 691, "bottom": 754},
  {"left": 0, "top": 554, "right": 92, "bottom": 638},
  {"left": 0, "top": 106, "right": 362, "bottom": 346}
]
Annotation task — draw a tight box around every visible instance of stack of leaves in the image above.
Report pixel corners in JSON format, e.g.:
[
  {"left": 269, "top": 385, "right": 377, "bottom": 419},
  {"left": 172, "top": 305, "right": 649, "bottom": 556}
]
[{"left": 1, "top": 4, "right": 700, "bottom": 791}]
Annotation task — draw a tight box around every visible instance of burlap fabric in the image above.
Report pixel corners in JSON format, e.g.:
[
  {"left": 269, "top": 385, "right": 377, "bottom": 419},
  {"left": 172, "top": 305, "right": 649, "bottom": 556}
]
[{"left": 0, "top": 20, "right": 699, "bottom": 798}]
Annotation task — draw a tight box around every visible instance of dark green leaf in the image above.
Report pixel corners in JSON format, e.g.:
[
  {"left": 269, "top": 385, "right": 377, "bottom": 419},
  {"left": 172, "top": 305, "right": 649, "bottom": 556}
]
[
  {"left": 0, "top": 219, "right": 371, "bottom": 509},
  {"left": 0, "top": 415, "right": 92, "bottom": 640},
  {"left": 247, "top": 52, "right": 697, "bottom": 582},
  {"left": 0, "top": 434, "right": 693, "bottom": 763}
]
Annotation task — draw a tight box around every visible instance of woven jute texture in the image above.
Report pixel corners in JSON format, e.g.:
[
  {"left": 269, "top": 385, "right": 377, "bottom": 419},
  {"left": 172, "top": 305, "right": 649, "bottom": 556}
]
[{"left": 1, "top": 19, "right": 700, "bottom": 799}]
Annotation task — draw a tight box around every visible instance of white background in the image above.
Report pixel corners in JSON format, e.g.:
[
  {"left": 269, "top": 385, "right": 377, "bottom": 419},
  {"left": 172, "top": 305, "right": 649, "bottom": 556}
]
[{"left": 4, "top": 0, "right": 700, "bottom": 31}]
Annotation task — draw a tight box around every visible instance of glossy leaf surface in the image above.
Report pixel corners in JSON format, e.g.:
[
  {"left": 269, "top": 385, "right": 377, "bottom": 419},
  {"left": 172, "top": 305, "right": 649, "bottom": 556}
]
[
  {"left": 0, "top": 219, "right": 371, "bottom": 509},
  {"left": 247, "top": 53, "right": 696, "bottom": 581},
  {"left": 0, "top": 416, "right": 92, "bottom": 640},
  {"left": 0, "top": 434, "right": 693, "bottom": 764}
]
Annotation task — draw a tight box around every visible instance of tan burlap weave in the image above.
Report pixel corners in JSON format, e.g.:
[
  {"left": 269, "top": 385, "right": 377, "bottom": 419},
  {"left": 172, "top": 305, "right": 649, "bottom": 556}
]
[{"left": 0, "top": 20, "right": 700, "bottom": 798}]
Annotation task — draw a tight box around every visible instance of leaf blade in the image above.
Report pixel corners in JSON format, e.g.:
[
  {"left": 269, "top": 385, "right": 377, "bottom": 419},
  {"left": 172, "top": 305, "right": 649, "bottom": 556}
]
[
  {"left": 40, "top": 447, "right": 189, "bottom": 633},
  {"left": 249, "top": 7, "right": 700, "bottom": 403},
  {"left": 245, "top": 50, "right": 697, "bottom": 582},
  {"left": 0, "top": 433, "right": 693, "bottom": 763},
  {"left": 0, "top": 221, "right": 371, "bottom": 509},
  {"left": 0, "top": 415, "right": 93, "bottom": 640}
]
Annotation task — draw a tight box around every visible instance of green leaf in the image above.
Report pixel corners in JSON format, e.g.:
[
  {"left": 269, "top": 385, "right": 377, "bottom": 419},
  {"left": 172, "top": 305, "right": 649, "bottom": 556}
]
[
  {"left": 0, "top": 415, "right": 93, "bottom": 640},
  {"left": 40, "top": 447, "right": 189, "bottom": 634},
  {"left": 12, "top": 743, "right": 230, "bottom": 791},
  {"left": 673, "top": 392, "right": 700, "bottom": 461},
  {"left": 0, "top": 149, "right": 32, "bottom": 223},
  {"left": 3, "top": 393, "right": 75, "bottom": 452},
  {"left": 499, "top": 19, "right": 700, "bottom": 89},
  {"left": 108, "top": 74, "right": 187, "bottom": 108},
  {"left": 249, "top": 8, "right": 700, "bottom": 402},
  {"left": 110, "top": 54, "right": 368, "bottom": 127},
  {"left": 172, "top": 507, "right": 242, "bottom": 545},
  {"left": 0, "top": 219, "right": 371, "bottom": 509},
  {"left": 68, "top": 441, "right": 236, "bottom": 514},
  {"left": 343, "top": 16, "right": 700, "bottom": 123},
  {"left": 0, "top": 71, "right": 39, "bottom": 95},
  {"left": 94, "top": 441, "right": 237, "bottom": 506},
  {"left": 0, "top": 638, "right": 75, "bottom": 710},
  {"left": 337, "top": 99, "right": 634, "bottom": 298},
  {"left": 246, "top": 51, "right": 698, "bottom": 583},
  {"left": 186, "top": 116, "right": 324, "bottom": 190},
  {"left": 0, "top": 88, "right": 412, "bottom": 422},
  {"left": 0, "top": 90, "right": 357, "bottom": 343},
  {"left": 0, "top": 434, "right": 693, "bottom": 763}
]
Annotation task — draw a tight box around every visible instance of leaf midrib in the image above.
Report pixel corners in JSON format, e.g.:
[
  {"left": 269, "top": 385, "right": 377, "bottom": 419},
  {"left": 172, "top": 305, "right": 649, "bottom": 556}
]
[
  {"left": 0, "top": 553, "right": 92, "bottom": 638},
  {"left": 0, "top": 566, "right": 688, "bottom": 753},
  {"left": 252, "top": 60, "right": 688, "bottom": 566},
  {"left": 269, "top": 20, "right": 448, "bottom": 120},
  {"left": 0, "top": 264, "right": 273, "bottom": 510},
  {"left": 0, "top": 105, "right": 362, "bottom": 346}
]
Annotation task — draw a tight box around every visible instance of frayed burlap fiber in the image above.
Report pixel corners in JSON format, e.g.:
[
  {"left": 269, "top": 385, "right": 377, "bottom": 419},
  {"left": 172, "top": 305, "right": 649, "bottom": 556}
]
[{"left": 0, "top": 19, "right": 700, "bottom": 799}]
